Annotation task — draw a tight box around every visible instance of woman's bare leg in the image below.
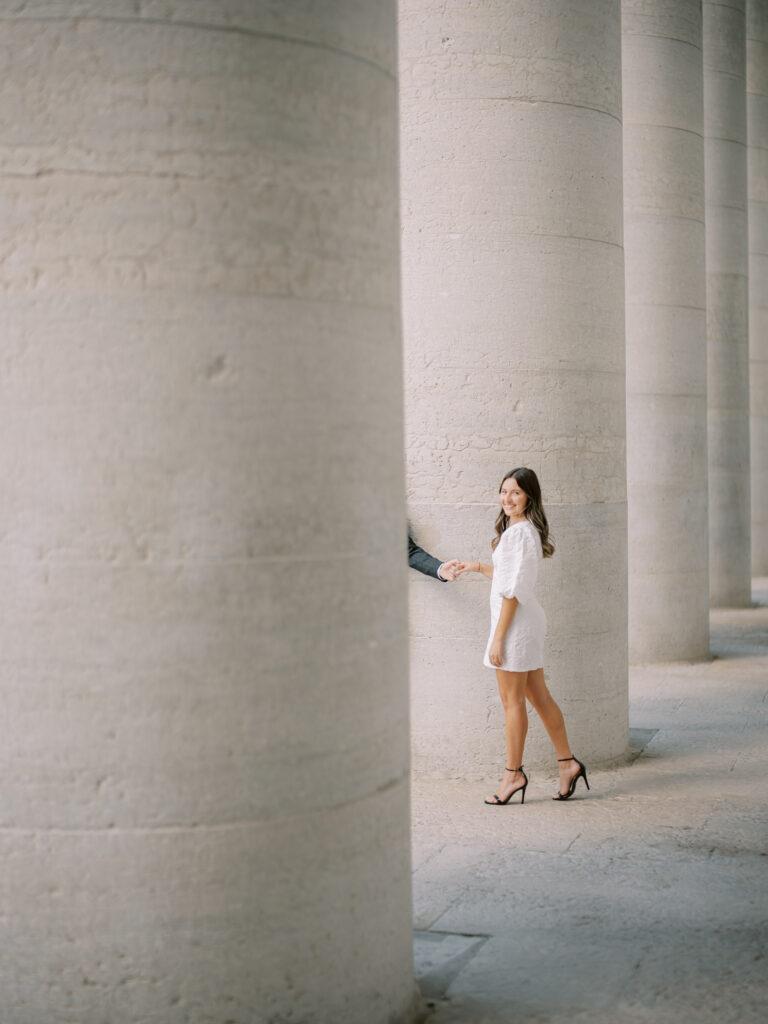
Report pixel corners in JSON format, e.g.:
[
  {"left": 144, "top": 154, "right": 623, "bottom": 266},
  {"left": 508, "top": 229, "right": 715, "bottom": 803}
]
[
  {"left": 487, "top": 669, "right": 528, "bottom": 801},
  {"left": 525, "top": 667, "right": 582, "bottom": 795}
]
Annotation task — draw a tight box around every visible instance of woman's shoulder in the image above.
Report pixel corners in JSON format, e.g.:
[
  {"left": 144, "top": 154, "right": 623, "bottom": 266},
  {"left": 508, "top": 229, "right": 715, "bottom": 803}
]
[
  {"left": 501, "top": 519, "right": 540, "bottom": 551},
  {"left": 503, "top": 518, "right": 534, "bottom": 536},
  {"left": 499, "top": 520, "right": 530, "bottom": 546}
]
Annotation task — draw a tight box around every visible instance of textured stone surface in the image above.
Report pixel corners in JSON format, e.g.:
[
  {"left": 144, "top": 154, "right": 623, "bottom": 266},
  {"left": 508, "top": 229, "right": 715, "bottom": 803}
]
[
  {"left": 0, "top": 3, "right": 418, "bottom": 1022},
  {"left": 623, "top": 0, "right": 710, "bottom": 659},
  {"left": 704, "top": 0, "right": 752, "bottom": 608},
  {"left": 412, "top": 581, "right": 768, "bottom": 1023},
  {"left": 748, "top": 0, "right": 768, "bottom": 574},
  {"left": 399, "top": 0, "right": 628, "bottom": 777}
]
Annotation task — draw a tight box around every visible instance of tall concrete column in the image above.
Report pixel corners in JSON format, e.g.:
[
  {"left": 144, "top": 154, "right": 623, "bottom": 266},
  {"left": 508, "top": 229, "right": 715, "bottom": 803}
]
[
  {"left": 0, "top": 4, "right": 418, "bottom": 1023},
  {"left": 748, "top": 0, "right": 768, "bottom": 575},
  {"left": 622, "top": 1, "right": 710, "bottom": 660},
  {"left": 399, "top": 0, "right": 628, "bottom": 777},
  {"left": 704, "top": 0, "right": 751, "bottom": 607}
]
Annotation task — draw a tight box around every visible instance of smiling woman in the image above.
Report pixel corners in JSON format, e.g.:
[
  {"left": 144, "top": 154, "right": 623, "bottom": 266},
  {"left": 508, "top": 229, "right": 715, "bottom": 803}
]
[{"left": 458, "top": 468, "right": 589, "bottom": 805}]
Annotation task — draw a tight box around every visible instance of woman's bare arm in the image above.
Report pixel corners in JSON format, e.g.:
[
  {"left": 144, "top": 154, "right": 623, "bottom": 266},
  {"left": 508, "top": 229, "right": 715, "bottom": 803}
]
[
  {"left": 488, "top": 595, "right": 519, "bottom": 666},
  {"left": 493, "top": 595, "right": 518, "bottom": 642},
  {"left": 458, "top": 560, "right": 494, "bottom": 579}
]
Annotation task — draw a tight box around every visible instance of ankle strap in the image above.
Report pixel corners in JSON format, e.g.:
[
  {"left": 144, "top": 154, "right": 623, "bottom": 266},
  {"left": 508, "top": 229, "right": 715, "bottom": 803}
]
[
  {"left": 505, "top": 765, "right": 524, "bottom": 772},
  {"left": 557, "top": 756, "right": 576, "bottom": 762}
]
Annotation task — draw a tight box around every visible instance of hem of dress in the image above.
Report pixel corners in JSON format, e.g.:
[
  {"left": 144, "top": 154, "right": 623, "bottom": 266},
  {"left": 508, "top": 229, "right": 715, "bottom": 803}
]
[{"left": 483, "top": 661, "right": 544, "bottom": 671}]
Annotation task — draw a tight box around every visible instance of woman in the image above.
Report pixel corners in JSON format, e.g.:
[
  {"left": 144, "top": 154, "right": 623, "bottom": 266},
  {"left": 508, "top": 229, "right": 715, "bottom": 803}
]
[{"left": 458, "top": 467, "right": 589, "bottom": 804}]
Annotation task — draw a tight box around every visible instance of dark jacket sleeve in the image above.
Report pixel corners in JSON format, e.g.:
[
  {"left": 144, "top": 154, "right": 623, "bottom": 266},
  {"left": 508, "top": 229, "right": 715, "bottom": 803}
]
[{"left": 408, "top": 532, "right": 446, "bottom": 581}]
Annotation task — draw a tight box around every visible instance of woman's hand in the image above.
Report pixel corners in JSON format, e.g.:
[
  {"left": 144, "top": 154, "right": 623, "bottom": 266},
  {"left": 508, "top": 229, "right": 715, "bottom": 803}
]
[
  {"left": 456, "top": 561, "right": 480, "bottom": 576},
  {"left": 489, "top": 637, "right": 504, "bottom": 667}
]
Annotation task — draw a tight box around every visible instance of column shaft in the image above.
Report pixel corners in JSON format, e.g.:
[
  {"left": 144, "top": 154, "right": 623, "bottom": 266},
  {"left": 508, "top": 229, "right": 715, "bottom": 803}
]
[
  {"left": 704, "top": 0, "right": 751, "bottom": 607},
  {"left": 623, "top": 0, "right": 710, "bottom": 660},
  {"left": 0, "top": 4, "right": 417, "bottom": 1022},
  {"left": 400, "top": 0, "right": 628, "bottom": 776},
  {"left": 748, "top": 0, "right": 768, "bottom": 575}
]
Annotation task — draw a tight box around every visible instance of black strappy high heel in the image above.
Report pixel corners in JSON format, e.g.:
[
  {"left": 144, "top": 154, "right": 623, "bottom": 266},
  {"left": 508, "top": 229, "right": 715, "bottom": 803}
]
[
  {"left": 484, "top": 766, "right": 528, "bottom": 806},
  {"left": 553, "top": 755, "right": 589, "bottom": 800}
]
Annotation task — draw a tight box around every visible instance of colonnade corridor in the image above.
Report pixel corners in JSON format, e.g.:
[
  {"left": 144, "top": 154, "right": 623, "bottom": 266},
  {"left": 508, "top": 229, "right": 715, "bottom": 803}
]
[
  {"left": 1, "top": 1, "right": 767, "bottom": 1022},
  {"left": 405, "top": 1, "right": 766, "bottom": 1022},
  {"left": 411, "top": 584, "right": 768, "bottom": 1023}
]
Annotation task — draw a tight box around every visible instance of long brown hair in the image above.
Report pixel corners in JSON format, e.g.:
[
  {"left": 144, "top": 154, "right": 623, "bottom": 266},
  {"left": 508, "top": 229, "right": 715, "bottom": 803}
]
[{"left": 491, "top": 467, "right": 554, "bottom": 558}]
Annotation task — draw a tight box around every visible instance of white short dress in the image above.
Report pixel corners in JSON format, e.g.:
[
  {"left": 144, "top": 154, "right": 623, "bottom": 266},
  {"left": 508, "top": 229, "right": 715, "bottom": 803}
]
[{"left": 483, "top": 519, "right": 547, "bottom": 672}]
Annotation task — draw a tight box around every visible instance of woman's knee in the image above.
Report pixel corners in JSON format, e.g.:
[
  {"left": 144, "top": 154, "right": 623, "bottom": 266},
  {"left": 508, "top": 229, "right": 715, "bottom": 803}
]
[{"left": 504, "top": 691, "right": 528, "bottom": 712}]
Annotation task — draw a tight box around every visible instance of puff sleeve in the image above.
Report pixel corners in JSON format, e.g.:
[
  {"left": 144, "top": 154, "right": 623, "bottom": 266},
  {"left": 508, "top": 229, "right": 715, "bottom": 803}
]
[{"left": 495, "top": 526, "right": 538, "bottom": 603}]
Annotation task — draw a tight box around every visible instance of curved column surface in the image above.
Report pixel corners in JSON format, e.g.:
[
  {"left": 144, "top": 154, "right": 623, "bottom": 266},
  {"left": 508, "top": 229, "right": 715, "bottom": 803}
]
[
  {"left": 704, "top": 0, "right": 751, "bottom": 607},
  {"left": 748, "top": 0, "right": 768, "bottom": 575},
  {"left": 0, "top": 4, "right": 418, "bottom": 1023},
  {"left": 399, "top": 0, "right": 628, "bottom": 777},
  {"left": 623, "top": 0, "right": 710, "bottom": 660}
]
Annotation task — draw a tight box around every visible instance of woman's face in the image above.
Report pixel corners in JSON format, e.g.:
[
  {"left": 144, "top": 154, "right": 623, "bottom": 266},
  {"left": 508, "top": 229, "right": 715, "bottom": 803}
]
[{"left": 500, "top": 477, "right": 528, "bottom": 517}]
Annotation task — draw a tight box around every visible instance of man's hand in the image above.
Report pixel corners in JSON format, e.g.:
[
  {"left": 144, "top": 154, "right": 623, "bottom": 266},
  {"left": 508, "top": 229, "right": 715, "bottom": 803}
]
[
  {"left": 489, "top": 637, "right": 504, "bottom": 667},
  {"left": 437, "top": 559, "right": 461, "bottom": 581}
]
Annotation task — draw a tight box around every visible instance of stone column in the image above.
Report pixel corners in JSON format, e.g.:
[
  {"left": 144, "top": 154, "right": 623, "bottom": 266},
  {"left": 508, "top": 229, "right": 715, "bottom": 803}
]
[
  {"left": 0, "top": 4, "right": 418, "bottom": 1023},
  {"left": 748, "top": 0, "right": 768, "bottom": 575},
  {"left": 704, "top": 0, "right": 751, "bottom": 607},
  {"left": 622, "top": 1, "right": 710, "bottom": 660},
  {"left": 399, "top": 0, "right": 628, "bottom": 777}
]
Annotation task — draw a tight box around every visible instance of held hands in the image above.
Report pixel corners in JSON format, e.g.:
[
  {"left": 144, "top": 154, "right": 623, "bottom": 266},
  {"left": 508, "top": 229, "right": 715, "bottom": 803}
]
[
  {"left": 438, "top": 559, "right": 462, "bottom": 581},
  {"left": 455, "top": 561, "right": 481, "bottom": 577},
  {"left": 438, "top": 560, "right": 483, "bottom": 581}
]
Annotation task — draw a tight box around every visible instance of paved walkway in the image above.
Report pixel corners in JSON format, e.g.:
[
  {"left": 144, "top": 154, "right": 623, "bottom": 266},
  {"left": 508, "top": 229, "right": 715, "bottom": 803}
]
[{"left": 412, "top": 581, "right": 768, "bottom": 1024}]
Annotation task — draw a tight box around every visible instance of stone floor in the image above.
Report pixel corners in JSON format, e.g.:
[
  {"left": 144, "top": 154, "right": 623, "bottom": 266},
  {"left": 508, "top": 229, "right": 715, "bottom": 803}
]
[{"left": 411, "top": 580, "right": 768, "bottom": 1024}]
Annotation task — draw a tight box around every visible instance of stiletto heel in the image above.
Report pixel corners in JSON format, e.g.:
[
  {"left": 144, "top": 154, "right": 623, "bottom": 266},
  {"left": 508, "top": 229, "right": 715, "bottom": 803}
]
[
  {"left": 553, "top": 755, "right": 589, "bottom": 800},
  {"left": 485, "top": 766, "right": 528, "bottom": 806}
]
